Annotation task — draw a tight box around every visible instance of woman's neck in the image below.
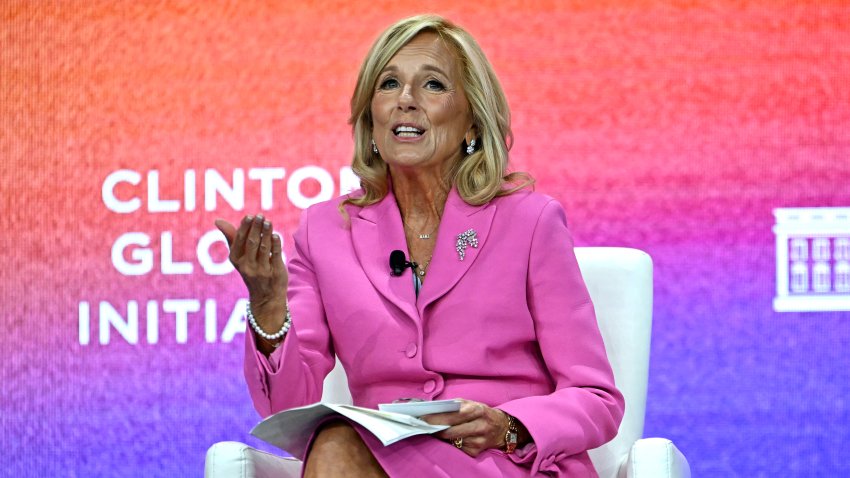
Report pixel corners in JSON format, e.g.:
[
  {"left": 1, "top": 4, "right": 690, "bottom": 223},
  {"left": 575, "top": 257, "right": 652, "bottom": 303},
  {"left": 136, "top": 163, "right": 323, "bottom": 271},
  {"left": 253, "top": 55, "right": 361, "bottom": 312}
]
[{"left": 390, "top": 169, "right": 450, "bottom": 229}]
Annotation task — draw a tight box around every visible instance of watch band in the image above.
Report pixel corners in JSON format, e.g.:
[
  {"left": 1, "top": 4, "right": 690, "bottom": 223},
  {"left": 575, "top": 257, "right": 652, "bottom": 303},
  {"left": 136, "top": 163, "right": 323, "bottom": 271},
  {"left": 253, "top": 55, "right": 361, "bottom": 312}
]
[{"left": 503, "top": 414, "right": 518, "bottom": 454}]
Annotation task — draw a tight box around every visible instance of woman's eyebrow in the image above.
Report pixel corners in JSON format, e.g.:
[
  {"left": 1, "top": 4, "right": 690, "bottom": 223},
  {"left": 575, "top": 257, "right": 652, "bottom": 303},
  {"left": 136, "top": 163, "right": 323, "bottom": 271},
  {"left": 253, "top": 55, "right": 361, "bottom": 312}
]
[
  {"left": 421, "top": 64, "right": 449, "bottom": 77},
  {"left": 378, "top": 64, "right": 449, "bottom": 77}
]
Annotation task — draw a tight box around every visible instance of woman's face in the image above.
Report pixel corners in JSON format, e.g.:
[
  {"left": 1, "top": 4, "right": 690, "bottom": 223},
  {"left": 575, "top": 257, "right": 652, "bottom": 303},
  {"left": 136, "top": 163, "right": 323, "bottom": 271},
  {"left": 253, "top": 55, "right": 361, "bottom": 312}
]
[{"left": 370, "top": 32, "right": 474, "bottom": 177}]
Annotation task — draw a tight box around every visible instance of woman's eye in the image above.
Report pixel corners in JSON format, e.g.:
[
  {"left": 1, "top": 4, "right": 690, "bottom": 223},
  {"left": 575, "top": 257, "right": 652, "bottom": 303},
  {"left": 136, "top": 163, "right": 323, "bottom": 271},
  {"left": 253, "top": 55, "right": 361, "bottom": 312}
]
[
  {"left": 379, "top": 78, "right": 399, "bottom": 89},
  {"left": 425, "top": 80, "right": 445, "bottom": 91}
]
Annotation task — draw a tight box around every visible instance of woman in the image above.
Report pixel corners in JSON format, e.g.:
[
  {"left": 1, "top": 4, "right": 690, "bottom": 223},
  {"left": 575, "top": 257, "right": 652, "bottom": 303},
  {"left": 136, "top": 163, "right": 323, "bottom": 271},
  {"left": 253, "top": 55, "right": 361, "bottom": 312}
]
[{"left": 216, "top": 14, "right": 624, "bottom": 477}]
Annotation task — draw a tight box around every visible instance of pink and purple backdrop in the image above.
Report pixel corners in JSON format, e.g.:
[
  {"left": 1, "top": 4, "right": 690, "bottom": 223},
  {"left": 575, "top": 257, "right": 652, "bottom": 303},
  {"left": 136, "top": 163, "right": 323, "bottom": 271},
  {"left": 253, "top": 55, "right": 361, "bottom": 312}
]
[{"left": 2, "top": 1, "right": 849, "bottom": 476}]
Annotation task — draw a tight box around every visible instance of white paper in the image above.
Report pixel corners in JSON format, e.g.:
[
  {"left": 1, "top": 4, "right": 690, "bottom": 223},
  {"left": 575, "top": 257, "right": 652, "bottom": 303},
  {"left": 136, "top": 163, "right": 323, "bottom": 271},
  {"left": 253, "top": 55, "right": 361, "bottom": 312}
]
[
  {"left": 377, "top": 399, "right": 462, "bottom": 417},
  {"left": 250, "top": 402, "right": 450, "bottom": 458}
]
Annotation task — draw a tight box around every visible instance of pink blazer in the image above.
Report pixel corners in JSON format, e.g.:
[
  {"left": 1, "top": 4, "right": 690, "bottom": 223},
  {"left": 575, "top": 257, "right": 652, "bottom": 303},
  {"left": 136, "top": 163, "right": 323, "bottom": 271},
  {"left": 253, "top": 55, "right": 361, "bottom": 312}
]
[{"left": 244, "top": 186, "right": 624, "bottom": 475}]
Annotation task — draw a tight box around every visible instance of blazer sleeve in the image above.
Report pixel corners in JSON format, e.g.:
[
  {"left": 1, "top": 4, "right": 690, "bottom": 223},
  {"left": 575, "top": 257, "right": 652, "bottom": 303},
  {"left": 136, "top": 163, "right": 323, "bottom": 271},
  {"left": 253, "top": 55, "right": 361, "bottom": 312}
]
[
  {"left": 496, "top": 199, "right": 625, "bottom": 474},
  {"left": 243, "top": 205, "right": 337, "bottom": 418}
]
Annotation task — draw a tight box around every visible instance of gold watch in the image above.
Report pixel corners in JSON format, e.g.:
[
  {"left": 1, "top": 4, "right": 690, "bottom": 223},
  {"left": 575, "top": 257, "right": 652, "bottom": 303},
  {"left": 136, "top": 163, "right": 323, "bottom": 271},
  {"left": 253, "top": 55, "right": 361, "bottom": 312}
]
[{"left": 503, "top": 413, "right": 518, "bottom": 454}]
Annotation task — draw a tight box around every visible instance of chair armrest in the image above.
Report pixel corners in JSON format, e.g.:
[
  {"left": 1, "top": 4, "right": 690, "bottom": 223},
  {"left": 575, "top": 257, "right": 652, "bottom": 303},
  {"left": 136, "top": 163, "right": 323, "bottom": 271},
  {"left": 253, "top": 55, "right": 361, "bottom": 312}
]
[
  {"left": 621, "top": 438, "right": 691, "bottom": 478},
  {"left": 204, "top": 441, "right": 303, "bottom": 478}
]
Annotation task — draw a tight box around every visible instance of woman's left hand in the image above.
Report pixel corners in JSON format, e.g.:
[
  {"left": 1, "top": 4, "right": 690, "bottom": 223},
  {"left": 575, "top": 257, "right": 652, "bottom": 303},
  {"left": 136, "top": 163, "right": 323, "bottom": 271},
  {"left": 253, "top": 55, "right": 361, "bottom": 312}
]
[{"left": 421, "top": 399, "right": 509, "bottom": 457}]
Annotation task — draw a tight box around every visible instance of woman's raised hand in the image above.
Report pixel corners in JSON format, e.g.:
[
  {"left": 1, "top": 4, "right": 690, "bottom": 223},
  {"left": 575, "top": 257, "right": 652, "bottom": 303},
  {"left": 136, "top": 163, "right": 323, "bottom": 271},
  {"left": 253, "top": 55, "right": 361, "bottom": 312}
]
[{"left": 215, "top": 214, "right": 289, "bottom": 339}]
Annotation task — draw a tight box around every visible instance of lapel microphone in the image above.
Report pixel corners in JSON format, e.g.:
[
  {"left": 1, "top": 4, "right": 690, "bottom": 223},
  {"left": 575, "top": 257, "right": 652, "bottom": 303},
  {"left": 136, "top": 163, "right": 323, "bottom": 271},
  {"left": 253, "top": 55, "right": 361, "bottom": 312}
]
[{"left": 389, "top": 250, "right": 418, "bottom": 276}]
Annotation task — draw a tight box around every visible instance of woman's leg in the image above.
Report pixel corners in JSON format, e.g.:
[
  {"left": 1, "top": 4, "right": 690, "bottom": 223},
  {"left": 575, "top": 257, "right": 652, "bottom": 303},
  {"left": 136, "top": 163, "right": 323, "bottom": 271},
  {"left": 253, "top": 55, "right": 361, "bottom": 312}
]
[{"left": 303, "top": 421, "right": 388, "bottom": 478}]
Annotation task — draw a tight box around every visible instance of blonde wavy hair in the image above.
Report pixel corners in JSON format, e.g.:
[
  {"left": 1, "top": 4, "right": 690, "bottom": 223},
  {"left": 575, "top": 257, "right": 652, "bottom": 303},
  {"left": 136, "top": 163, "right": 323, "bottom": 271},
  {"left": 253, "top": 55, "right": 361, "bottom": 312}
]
[{"left": 344, "top": 14, "right": 532, "bottom": 209}]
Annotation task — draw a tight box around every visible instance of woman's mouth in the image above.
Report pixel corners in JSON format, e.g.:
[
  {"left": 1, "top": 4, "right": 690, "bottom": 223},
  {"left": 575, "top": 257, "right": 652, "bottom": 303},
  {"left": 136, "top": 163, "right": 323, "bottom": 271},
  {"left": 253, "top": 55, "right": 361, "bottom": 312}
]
[{"left": 393, "top": 125, "right": 425, "bottom": 138}]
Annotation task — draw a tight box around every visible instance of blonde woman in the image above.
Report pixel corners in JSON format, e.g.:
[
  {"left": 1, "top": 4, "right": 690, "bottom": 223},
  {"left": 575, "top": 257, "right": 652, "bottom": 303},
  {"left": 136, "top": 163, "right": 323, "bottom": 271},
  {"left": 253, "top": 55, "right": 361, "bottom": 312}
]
[{"left": 216, "top": 14, "right": 624, "bottom": 477}]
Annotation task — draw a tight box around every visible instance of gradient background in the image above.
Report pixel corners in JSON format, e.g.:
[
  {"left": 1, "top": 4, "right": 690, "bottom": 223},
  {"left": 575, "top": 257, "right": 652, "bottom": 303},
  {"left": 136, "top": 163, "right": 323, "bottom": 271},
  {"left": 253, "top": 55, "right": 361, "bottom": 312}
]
[{"left": 2, "top": 1, "right": 849, "bottom": 476}]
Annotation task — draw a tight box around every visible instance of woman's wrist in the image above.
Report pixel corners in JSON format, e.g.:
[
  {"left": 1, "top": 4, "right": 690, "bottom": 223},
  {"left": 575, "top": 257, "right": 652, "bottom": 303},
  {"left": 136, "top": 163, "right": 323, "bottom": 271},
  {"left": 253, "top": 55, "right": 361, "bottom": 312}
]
[
  {"left": 498, "top": 411, "right": 531, "bottom": 452},
  {"left": 255, "top": 334, "right": 284, "bottom": 355},
  {"left": 247, "top": 301, "right": 291, "bottom": 352}
]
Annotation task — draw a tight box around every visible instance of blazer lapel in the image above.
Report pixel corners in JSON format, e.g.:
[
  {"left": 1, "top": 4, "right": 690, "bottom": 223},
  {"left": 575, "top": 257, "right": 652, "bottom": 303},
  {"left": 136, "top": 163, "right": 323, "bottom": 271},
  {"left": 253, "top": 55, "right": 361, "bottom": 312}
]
[
  {"left": 417, "top": 188, "right": 497, "bottom": 315},
  {"left": 350, "top": 191, "right": 419, "bottom": 321}
]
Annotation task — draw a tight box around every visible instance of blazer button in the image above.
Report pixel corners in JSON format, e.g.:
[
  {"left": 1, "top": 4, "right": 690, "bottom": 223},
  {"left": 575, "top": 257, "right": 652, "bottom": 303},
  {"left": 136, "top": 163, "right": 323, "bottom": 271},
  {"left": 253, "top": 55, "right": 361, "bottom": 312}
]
[
  {"left": 405, "top": 343, "right": 418, "bottom": 358},
  {"left": 423, "top": 379, "right": 436, "bottom": 393}
]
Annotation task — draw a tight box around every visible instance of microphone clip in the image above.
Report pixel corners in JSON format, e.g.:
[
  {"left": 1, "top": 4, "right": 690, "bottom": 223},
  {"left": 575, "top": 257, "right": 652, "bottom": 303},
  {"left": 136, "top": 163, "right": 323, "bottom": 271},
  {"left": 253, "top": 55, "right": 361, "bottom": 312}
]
[{"left": 389, "top": 250, "right": 418, "bottom": 276}]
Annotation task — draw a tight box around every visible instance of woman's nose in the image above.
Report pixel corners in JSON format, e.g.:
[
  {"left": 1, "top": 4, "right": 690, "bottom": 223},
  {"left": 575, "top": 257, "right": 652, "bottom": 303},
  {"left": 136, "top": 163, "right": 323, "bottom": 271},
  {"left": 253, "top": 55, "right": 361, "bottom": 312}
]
[{"left": 396, "top": 84, "right": 417, "bottom": 111}]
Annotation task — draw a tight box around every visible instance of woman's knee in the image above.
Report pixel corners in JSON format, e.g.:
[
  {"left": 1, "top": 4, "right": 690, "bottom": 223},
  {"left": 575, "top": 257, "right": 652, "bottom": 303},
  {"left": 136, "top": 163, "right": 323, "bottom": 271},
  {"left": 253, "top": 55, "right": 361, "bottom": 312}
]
[
  {"left": 310, "top": 421, "right": 362, "bottom": 454},
  {"left": 304, "top": 421, "right": 387, "bottom": 477}
]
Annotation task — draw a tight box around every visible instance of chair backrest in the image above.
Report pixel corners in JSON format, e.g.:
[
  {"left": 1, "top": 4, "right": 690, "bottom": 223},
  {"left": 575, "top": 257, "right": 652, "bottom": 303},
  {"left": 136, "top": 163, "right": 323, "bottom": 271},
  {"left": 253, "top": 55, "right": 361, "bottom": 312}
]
[
  {"left": 320, "top": 247, "right": 653, "bottom": 478},
  {"left": 578, "top": 248, "right": 652, "bottom": 477}
]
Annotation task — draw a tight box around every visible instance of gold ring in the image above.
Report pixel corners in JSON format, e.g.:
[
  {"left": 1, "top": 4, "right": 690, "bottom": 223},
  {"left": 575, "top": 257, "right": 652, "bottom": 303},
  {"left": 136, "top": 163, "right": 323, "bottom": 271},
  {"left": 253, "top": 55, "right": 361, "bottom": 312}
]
[{"left": 453, "top": 437, "right": 463, "bottom": 449}]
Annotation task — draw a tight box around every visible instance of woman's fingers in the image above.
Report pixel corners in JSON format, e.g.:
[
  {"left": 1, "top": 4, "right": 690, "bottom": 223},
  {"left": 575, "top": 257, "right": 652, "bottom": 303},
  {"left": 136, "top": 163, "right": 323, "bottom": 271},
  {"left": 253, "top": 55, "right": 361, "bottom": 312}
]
[
  {"left": 231, "top": 215, "right": 254, "bottom": 260},
  {"left": 223, "top": 214, "right": 278, "bottom": 272},
  {"left": 425, "top": 400, "right": 481, "bottom": 436},
  {"left": 421, "top": 411, "right": 467, "bottom": 427},
  {"left": 271, "top": 233, "right": 286, "bottom": 278},
  {"left": 257, "top": 219, "right": 273, "bottom": 263},
  {"left": 244, "top": 215, "right": 265, "bottom": 258},
  {"left": 214, "top": 219, "right": 237, "bottom": 246},
  {"left": 453, "top": 435, "right": 488, "bottom": 457},
  {"left": 443, "top": 419, "right": 488, "bottom": 440}
]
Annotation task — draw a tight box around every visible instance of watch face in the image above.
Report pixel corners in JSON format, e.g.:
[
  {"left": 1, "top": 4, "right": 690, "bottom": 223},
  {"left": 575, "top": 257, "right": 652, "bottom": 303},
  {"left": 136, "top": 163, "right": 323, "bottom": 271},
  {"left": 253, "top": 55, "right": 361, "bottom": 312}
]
[{"left": 505, "top": 430, "right": 518, "bottom": 453}]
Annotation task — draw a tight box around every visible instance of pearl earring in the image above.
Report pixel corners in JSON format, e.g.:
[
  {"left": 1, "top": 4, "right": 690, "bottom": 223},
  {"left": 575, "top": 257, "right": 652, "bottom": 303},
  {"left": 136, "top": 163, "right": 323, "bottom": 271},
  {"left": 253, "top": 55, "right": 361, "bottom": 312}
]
[
  {"left": 465, "top": 138, "right": 476, "bottom": 155},
  {"left": 371, "top": 139, "right": 379, "bottom": 155}
]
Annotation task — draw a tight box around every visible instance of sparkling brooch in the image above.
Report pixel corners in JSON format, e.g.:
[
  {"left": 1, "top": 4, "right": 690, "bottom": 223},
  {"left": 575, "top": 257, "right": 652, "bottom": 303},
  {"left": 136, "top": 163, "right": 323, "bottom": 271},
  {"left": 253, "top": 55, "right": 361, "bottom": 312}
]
[{"left": 455, "top": 229, "right": 478, "bottom": 261}]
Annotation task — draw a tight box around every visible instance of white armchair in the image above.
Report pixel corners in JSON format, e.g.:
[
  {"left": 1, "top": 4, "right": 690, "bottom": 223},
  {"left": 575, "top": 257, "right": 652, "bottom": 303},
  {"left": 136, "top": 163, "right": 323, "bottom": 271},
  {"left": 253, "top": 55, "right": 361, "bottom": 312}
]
[{"left": 205, "top": 247, "right": 690, "bottom": 478}]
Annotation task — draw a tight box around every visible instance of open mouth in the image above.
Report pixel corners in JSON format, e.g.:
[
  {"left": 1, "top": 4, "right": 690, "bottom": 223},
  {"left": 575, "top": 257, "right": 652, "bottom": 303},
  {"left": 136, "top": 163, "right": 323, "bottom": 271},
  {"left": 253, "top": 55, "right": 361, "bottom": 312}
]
[{"left": 393, "top": 125, "right": 425, "bottom": 138}]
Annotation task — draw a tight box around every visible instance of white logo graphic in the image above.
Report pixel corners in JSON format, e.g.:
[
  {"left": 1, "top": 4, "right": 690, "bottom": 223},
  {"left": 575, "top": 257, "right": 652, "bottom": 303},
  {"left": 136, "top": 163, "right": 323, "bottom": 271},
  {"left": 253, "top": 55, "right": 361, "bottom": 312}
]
[{"left": 773, "top": 207, "right": 850, "bottom": 312}]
